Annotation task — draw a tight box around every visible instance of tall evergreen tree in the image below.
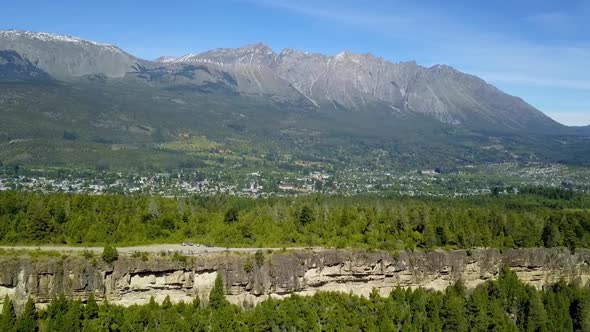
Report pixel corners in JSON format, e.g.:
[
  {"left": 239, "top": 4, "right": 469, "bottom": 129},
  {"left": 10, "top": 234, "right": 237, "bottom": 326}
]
[
  {"left": 544, "top": 287, "right": 574, "bottom": 332},
  {"left": 209, "top": 273, "right": 228, "bottom": 310},
  {"left": 522, "top": 288, "right": 548, "bottom": 332},
  {"left": 15, "top": 297, "right": 37, "bottom": 332},
  {"left": 298, "top": 206, "right": 313, "bottom": 226},
  {"left": 0, "top": 295, "right": 16, "bottom": 332},
  {"left": 84, "top": 293, "right": 99, "bottom": 320},
  {"left": 442, "top": 288, "right": 468, "bottom": 332},
  {"left": 62, "top": 300, "right": 83, "bottom": 332}
]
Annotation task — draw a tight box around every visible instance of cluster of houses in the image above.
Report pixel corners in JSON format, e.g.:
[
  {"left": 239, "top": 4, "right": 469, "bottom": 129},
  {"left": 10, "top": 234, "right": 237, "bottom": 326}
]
[{"left": 0, "top": 162, "right": 586, "bottom": 197}]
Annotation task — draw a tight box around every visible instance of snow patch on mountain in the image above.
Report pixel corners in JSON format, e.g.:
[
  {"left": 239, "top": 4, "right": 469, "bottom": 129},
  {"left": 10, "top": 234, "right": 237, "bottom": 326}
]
[{"left": 0, "top": 30, "right": 122, "bottom": 53}]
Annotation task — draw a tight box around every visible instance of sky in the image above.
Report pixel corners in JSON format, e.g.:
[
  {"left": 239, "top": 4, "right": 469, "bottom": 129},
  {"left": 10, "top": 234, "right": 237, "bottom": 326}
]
[{"left": 1, "top": 0, "right": 589, "bottom": 126}]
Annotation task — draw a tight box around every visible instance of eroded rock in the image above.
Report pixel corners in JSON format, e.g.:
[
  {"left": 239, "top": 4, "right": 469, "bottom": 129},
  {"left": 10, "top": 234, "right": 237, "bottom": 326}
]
[{"left": 0, "top": 248, "right": 588, "bottom": 310}]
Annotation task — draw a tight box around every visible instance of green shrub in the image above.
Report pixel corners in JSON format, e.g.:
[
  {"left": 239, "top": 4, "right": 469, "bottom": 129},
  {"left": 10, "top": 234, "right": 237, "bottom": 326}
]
[
  {"left": 172, "top": 251, "right": 188, "bottom": 264},
  {"left": 82, "top": 250, "right": 94, "bottom": 260},
  {"left": 254, "top": 250, "right": 265, "bottom": 267},
  {"left": 243, "top": 259, "right": 254, "bottom": 273},
  {"left": 102, "top": 245, "right": 119, "bottom": 264}
]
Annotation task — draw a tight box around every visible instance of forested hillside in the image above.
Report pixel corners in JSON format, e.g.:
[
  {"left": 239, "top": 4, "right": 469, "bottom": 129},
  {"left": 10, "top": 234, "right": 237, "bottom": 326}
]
[
  {"left": 1, "top": 268, "right": 588, "bottom": 331},
  {"left": 0, "top": 188, "right": 588, "bottom": 250},
  {"left": 2, "top": 30, "right": 590, "bottom": 171}
]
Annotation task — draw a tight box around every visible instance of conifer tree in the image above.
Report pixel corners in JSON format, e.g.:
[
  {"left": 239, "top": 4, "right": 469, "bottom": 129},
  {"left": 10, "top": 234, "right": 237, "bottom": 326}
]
[
  {"left": 522, "top": 288, "right": 548, "bottom": 332},
  {"left": 84, "top": 293, "right": 99, "bottom": 320},
  {"left": 209, "top": 273, "right": 228, "bottom": 310},
  {"left": 0, "top": 295, "right": 16, "bottom": 332},
  {"left": 16, "top": 297, "right": 38, "bottom": 332}
]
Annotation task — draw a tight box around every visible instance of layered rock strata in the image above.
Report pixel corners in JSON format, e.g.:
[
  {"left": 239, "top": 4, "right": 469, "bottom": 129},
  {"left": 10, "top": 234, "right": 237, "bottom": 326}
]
[{"left": 0, "top": 248, "right": 588, "bottom": 309}]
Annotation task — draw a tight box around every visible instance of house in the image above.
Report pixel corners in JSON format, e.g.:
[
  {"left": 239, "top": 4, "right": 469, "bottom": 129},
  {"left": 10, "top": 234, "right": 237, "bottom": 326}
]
[
  {"left": 278, "top": 184, "right": 296, "bottom": 191},
  {"left": 420, "top": 168, "right": 441, "bottom": 175}
]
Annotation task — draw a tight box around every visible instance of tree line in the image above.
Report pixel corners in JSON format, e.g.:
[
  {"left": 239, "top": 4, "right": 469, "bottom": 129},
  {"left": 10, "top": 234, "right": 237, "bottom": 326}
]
[
  {"left": 0, "top": 189, "right": 589, "bottom": 250},
  {"left": 1, "top": 268, "right": 589, "bottom": 331}
]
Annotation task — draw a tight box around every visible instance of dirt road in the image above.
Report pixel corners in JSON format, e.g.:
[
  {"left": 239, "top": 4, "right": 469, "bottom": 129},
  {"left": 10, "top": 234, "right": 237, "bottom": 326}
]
[{"left": 0, "top": 244, "right": 320, "bottom": 255}]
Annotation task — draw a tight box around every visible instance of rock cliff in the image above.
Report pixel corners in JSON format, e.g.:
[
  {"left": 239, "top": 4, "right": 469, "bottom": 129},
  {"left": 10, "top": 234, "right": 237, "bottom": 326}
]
[{"left": 1, "top": 248, "right": 589, "bottom": 310}]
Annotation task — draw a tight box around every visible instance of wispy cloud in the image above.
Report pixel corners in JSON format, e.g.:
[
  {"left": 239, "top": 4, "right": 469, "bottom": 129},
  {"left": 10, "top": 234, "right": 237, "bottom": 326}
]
[
  {"left": 525, "top": 12, "right": 574, "bottom": 29},
  {"left": 243, "top": 0, "right": 479, "bottom": 44},
  {"left": 244, "top": 0, "right": 408, "bottom": 28},
  {"left": 525, "top": 8, "right": 588, "bottom": 35},
  {"left": 244, "top": 0, "right": 590, "bottom": 118}
]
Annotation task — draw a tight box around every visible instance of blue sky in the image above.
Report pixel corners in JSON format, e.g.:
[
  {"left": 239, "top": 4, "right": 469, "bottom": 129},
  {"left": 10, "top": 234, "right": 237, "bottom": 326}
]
[{"left": 1, "top": 0, "right": 589, "bottom": 125}]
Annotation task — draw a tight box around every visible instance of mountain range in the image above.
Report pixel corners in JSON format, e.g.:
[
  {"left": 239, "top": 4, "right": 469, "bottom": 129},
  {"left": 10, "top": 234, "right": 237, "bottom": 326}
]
[{"left": 0, "top": 29, "right": 588, "bottom": 171}]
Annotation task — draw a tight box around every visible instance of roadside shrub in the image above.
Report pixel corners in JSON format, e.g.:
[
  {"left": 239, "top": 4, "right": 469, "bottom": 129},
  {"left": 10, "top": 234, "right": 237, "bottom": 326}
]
[
  {"left": 254, "top": 250, "right": 265, "bottom": 267},
  {"left": 243, "top": 259, "right": 254, "bottom": 273},
  {"left": 102, "top": 245, "right": 119, "bottom": 264}
]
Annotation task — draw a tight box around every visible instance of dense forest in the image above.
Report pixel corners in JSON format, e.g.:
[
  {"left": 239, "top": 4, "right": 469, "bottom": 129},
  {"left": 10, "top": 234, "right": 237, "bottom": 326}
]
[
  {"left": 0, "top": 188, "right": 589, "bottom": 249},
  {"left": 1, "top": 268, "right": 589, "bottom": 331}
]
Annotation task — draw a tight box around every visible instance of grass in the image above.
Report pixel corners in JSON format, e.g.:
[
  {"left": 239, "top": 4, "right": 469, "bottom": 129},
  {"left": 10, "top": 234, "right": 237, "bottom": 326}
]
[
  {"left": 160, "top": 136, "right": 221, "bottom": 153},
  {"left": 0, "top": 248, "right": 64, "bottom": 258}
]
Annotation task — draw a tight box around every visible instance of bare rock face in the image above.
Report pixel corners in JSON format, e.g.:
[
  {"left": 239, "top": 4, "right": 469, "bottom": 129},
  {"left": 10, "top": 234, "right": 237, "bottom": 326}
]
[
  {"left": 0, "top": 248, "right": 589, "bottom": 310},
  {"left": 0, "top": 30, "right": 140, "bottom": 78},
  {"left": 0, "top": 30, "right": 566, "bottom": 133},
  {"left": 163, "top": 44, "right": 562, "bottom": 132},
  {"left": 0, "top": 50, "right": 51, "bottom": 81}
]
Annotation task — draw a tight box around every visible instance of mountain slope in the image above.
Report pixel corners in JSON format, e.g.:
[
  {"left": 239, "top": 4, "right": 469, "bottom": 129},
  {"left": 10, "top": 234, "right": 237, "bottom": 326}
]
[
  {"left": 0, "top": 78, "right": 535, "bottom": 169},
  {"left": 0, "top": 50, "right": 51, "bottom": 80},
  {"left": 164, "top": 44, "right": 564, "bottom": 134},
  {"left": 128, "top": 61, "right": 315, "bottom": 108},
  {"left": 0, "top": 30, "right": 141, "bottom": 78},
  {"left": 0, "top": 30, "right": 588, "bottom": 171},
  {"left": 0, "top": 30, "right": 568, "bottom": 134}
]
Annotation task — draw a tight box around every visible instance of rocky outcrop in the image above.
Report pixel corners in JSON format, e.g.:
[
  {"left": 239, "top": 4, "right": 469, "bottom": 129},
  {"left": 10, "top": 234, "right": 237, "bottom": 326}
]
[
  {"left": 0, "top": 30, "right": 141, "bottom": 78},
  {"left": 0, "top": 30, "right": 565, "bottom": 134},
  {"left": 0, "top": 248, "right": 589, "bottom": 309},
  {"left": 161, "top": 43, "right": 562, "bottom": 133}
]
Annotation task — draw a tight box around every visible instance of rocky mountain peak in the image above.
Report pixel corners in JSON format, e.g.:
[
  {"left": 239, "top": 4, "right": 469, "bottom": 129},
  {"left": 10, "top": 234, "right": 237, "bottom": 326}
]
[
  {"left": 161, "top": 42, "right": 278, "bottom": 67},
  {"left": 154, "top": 55, "right": 178, "bottom": 62},
  {"left": 0, "top": 29, "right": 122, "bottom": 53},
  {"left": 244, "top": 41, "right": 274, "bottom": 53},
  {"left": 333, "top": 50, "right": 369, "bottom": 59},
  {"left": 428, "top": 64, "right": 460, "bottom": 74},
  {"left": 0, "top": 31, "right": 566, "bottom": 134},
  {"left": 0, "top": 29, "right": 139, "bottom": 78}
]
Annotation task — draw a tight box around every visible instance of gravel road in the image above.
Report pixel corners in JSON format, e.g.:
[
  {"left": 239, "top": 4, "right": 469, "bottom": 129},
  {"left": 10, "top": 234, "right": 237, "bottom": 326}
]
[{"left": 0, "top": 244, "right": 321, "bottom": 255}]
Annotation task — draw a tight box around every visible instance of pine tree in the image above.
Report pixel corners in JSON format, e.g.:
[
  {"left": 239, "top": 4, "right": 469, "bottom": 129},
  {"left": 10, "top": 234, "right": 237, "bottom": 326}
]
[
  {"left": 467, "top": 287, "right": 490, "bottom": 332},
  {"left": 209, "top": 273, "right": 228, "bottom": 310},
  {"left": 299, "top": 206, "right": 313, "bottom": 226},
  {"left": 102, "top": 245, "right": 119, "bottom": 264},
  {"left": 442, "top": 281, "right": 468, "bottom": 332},
  {"left": 0, "top": 295, "right": 16, "bottom": 332},
  {"left": 161, "top": 295, "right": 172, "bottom": 310},
  {"left": 223, "top": 207, "right": 239, "bottom": 224},
  {"left": 523, "top": 289, "right": 548, "bottom": 332},
  {"left": 47, "top": 293, "right": 68, "bottom": 319},
  {"left": 63, "top": 300, "right": 83, "bottom": 332},
  {"left": 84, "top": 293, "right": 99, "bottom": 320},
  {"left": 544, "top": 287, "right": 573, "bottom": 332},
  {"left": 16, "top": 297, "right": 38, "bottom": 332}
]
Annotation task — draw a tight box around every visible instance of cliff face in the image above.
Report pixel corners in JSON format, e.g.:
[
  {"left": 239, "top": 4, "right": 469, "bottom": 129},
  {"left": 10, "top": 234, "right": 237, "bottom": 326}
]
[{"left": 1, "top": 248, "right": 589, "bottom": 309}]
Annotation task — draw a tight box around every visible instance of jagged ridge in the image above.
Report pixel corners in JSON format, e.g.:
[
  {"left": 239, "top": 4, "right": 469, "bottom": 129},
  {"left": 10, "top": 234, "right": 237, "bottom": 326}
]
[{"left": 160, "top": 43, "right": 562, "bottom": 133}]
